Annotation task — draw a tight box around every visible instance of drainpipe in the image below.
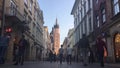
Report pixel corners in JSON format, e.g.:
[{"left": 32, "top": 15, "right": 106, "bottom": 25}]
[{"left": 1, "top": 0, "right": 5, "bottom": 36}]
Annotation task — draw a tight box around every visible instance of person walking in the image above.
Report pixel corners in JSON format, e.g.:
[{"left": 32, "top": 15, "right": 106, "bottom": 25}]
[
  {"left": 13, "top": 37, "right": 19, "bottom": 62},
  {"left": 67, "top": 45, "right": 72, "bottom": 64},
  {"left": 96, "top": 36, "right": 107, "bottom": 67},
  {"left": 59, "top": 45, "right": 64, "bottom": 64},
  {"left": 13, "top": 43, "right": 19, "bottom": 62},
  {"left": 0, "top": 34, "right": 10, "bottom": 64},
  {"left": 80, "top": 34, "right": 90, "bottom": 66},
  {"left": 14, "top": 35, "right": 27, "bottom": 65},
  {"left": 53, "top": 52, "right": 56, "bottom": 62},
  {"left": 49, "top": 50, "right": 53, "bottom": 63},
  {"left": 88, "top": 48, "right": 94, "bottom": 64}
]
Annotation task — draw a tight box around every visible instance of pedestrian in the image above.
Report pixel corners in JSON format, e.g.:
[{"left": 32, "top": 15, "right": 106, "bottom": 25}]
[
  {"left": 49, "top": 50, "right": 53, "bottom": 63},
  {"left": 96, "top": 36, "right": 107, "bottom": 67},
  {"left": 13, "top": 43, "right": 19, "bottom": 62},
  {"left": 0, "top": 34, "right": 10, "bottom": 64},
  {"left": 14, "top": 35, "right": 27, "bottom": 65},
  {"left": 88, "top": 48, "right": 94, "bottom": 64},
  {"left": 80, "top": 34, "right": 90, "bottom": 66},
  {"left": 66, "top": 45, "right": 72, "bottom": 64},
  {"left": 13, "top": 37, "right": 19, "bottom": 62},
  {"left": 53, "top": 52, "right": 56, "bottom": 62},
  {"left": 59, "top": 45, "right": 64, "bottom": 64}
]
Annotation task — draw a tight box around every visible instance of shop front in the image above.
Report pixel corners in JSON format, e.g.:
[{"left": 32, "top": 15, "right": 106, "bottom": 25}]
[{"left": 114, "top": 33, "right": 120, "bottom": 62}]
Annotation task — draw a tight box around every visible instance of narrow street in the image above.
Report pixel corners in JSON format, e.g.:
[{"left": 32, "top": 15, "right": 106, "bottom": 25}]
[
  {"left": 0, "top": 61, "right": 120, "bottom": 68},
  {"left": 0, "top": 0, "right": 120, "bottom": 68}
]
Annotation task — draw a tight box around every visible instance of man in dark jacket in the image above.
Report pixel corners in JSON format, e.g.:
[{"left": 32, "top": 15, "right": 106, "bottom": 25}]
[
  {"left": 0, "top": 34, "right": 9, "bottom": 64},
  {"left": 80, "top": 34, "right": 90, "bottom": 66},
  {"left": 59, "top": 45, "right": 64, "bottom": 64}
]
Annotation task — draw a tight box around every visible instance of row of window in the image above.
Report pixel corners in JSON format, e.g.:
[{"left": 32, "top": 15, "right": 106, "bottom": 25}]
[
  {"left": 24, "top": 0, "right": 33, "bottom": 12},
  {"left": 74, "top": 0, "right": 93, "bottom": 43},
  {"left": 10, "top": 0, "right": 39, "bottom": 21},
  {"left": 96, "top": 0, "right": 120, "bottom": 28},
  {"left": 9, "top": 0, "right": 43, "bottom": 41},
  {"left": 74, "top": 0, "right": 91, "bottom": 27},
  {"left": 113, "top": 0, "right": 120, "bottom": 15}
]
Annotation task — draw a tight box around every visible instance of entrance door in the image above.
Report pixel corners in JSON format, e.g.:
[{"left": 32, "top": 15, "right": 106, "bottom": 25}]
[{"left": 114, "top": 33, "right": 120, "bottom": 62}]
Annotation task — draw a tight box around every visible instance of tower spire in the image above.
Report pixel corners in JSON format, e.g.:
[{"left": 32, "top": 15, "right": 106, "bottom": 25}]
[
  {"left": 54, "top": 17, "right": 59, "bottom": 28},
  {"left": 56, "top": 17, "right": 58, "bottom": 25}
]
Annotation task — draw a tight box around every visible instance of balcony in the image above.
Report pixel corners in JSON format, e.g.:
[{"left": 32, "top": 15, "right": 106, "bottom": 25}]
[
  {"left": 5, "top": 7, "right": 24, "bottom": 23},
  {"left": 20, "top": 20, "right": 30, "bottom": 32}
]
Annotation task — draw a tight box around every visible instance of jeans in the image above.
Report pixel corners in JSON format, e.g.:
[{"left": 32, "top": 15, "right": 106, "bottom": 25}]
[
  {"left": 80, "top": 48, "right": 89, "bottom": 65},
  {"left": 67, "top": 55, "right": 72, "bottom": 64},
  {"left": 59, "top": 54, "right": 63, "bottom": 64},
  {"left": 0, "top": 46, "right": 7, "bottom": 64},
  {"left": 14, "top": 50, "right": 25, "bottom": 65},
  {"left": 98, "top": 50, "right": 104, "bottom": 67}
]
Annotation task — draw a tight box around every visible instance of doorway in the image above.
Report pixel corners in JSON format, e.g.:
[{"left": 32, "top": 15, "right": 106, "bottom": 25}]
[{"left": 114, "top": 33, "right": 120, "bottom": 62}]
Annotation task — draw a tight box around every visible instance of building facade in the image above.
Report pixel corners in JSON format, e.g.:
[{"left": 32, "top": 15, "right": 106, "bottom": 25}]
[
  {"left": 63, "top": 37, "right": 68, "bottom": 58},
  {"left": 109, "top": 0, "right": 120, "bottom": 62},
  {"left": 67, "top": 28, "right": 75, "bottom": 59},
  {"left": 0, "top": 0, "right": 44, "bottom": 61},
  {"left": 93, "top": 0, "right": 120, "bottom": 62},
  {"left": 67, "top": 28, "right": 75, "bottom": 48},
  {"left": 71, "top": 0, "right": 94, "bottom": 61},
  {"left": 53, "top": 18, "right": 60, "bottom": 55},
  {"left": 42, "top": 26, "right": 51, "bottom": 60},
  {"left": 50, "top": 29, "right": 54, "bottom": 51}
]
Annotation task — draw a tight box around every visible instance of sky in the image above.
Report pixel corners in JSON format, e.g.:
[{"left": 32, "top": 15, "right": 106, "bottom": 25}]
[{"left": 38, "top": 0, "right": 75, "bottom": 44}]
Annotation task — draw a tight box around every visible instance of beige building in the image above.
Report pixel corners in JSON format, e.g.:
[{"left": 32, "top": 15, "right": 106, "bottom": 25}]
[
  {"left": 67, "top": 28, "right": 75, "bottom": 57},
  {"left": 42, "top": 26, "right": 51, "bottom": 60},
  {"left": 0, "top": 0, "right": 44, "bottom": 61},
  {"left": 63, "top": 37, "right": 68, "bottom": 56},
  {"left": 67, "top": 28, "right": 75, "bottom": 48}
]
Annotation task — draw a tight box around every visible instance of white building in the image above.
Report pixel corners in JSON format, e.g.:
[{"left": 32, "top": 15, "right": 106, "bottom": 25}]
[
  {"left": 67, "top": 28, "right": 75, "bottom": 48},
  {"left": 71, "top": 0, "right": 94, "bottom": 47},
  {"left": 71, "top": 0, "right": 94, "bottom": 61},
  {"left": 67, "top": 28, "right": 75, "bottom": 57},
  {"left": 42, "top": 26, "right": 51, "bottom": 60}
]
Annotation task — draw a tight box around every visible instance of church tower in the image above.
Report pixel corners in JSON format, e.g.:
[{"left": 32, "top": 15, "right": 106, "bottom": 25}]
[{"left": 53, "top": 18, "right": 60, "bottom": 55}]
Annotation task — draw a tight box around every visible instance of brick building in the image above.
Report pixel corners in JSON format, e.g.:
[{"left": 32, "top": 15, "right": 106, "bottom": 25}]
[
  {"left": 93, "top": 0, "right": 120, "bottom": 62},
  {"left": 53, "top": 18, "right": 60, "bottom": 55}
]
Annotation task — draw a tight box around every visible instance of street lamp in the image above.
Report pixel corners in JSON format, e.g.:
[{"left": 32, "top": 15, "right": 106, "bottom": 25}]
[{"left": 1, "top": 0, "right": 5, "bottom": 36}]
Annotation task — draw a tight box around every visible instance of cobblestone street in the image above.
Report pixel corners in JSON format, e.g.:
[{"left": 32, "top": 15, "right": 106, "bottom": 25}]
[{"left": 0, "top": 61, "right": 120, "bottom": 68}]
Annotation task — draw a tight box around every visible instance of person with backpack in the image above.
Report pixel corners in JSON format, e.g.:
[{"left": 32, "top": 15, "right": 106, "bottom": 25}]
[{"left": 80, "top": 34, "right": 90, "bottom": 66}]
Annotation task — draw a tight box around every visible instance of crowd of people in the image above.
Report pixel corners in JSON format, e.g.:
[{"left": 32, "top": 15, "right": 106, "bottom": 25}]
[
  {"left": 48, "top": 45, "right": 73, "bottom": 64},
  {"left": 0, "top": 33, "right": 108, "bottom": 67},
  {"left": 48, "top": 34, "right": 108, "bottom": 67}
]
